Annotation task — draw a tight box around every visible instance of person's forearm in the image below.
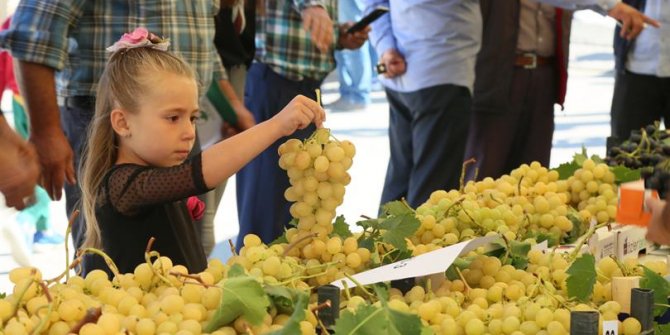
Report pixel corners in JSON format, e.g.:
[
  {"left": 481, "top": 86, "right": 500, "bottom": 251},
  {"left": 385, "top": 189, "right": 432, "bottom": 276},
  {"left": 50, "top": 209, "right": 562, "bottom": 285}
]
[
  {"left": 14, "top": 61, "right": 61, "bottom": 134},
  {"left": 201, "top": 119, "right": 283, "bottom": 187}
]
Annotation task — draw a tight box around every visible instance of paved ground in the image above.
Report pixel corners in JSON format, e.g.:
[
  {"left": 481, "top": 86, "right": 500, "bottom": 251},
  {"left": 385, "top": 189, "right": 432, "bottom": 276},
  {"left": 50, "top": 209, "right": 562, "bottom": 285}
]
[{"left": 0, "top": 12, "right": 623, "bottom": 293}]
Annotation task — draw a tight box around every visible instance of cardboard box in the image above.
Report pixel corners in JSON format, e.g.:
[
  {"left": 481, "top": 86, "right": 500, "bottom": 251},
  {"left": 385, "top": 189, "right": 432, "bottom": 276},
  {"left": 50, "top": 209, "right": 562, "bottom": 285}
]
[
  {"left": 588, "top": 227, "right": 617, "bottom": 261},
  {"left": 614, "top": 224, "right": 650, "bottom": 260},
  {"left": 616, "top": 179, "right": 659, "bottom": 226}
]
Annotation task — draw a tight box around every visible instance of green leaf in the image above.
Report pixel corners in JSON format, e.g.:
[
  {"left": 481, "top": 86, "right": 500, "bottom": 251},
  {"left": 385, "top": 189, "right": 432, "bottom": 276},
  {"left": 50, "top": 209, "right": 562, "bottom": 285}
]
[
  {"left": 358, "top": 236, "right": 376, "bottom": 252},
  {"left": 333, "top": 287, "right": 425, "bottom": 335},
  {"left": 0, "top": 292, "right": 5, "bottom": 299},
  {"left": 590, "top": 154, "right": 605, "bottom": 164},
  {"left": 381, "top": 249, "right": 413, "bottom": 265},
  {"left": 553, "top": 161, "right": 580, "bottom": 180},
  {"left": 357, "top": 218, "right": 381, "bottom": 230},
  {"left": 264, "top": 285, "right": 305, "bottom": 315},
  {"left": 204, "top": 274, "right": 270, "bottom": 332},
  {"left": 574, "top": 147, "right": 588, "bottom": 166},
  {"left": 331, "top": 215, "right": 353, "bottom": 238},
  {"left": 379, "top": 214, "right": 420, "bottom": 251},
  {"left": 640, "top": 265, "right": 670, "bottom": 317},
  {"left": 610, "top": 165, "right": 641, "bottom": 184},
  {"left": 566, "top": 253, "right": 597, "bottom": 303},
  {"left": 227, "top": 263, "right": 246, "bottom": 278},
  {"left": 381, "top": 200, "right": 414, "bottom": 217},
  {"left": 270, "top": 233, "right": 288, "bottom": 246},
  {"left": 563, "top": 210, "right": 585, "bottom": 244},
  {"left": 509, "top": 240, "right": 531, "bottom": 259},
  {"left": 266, "top": 293, "right": 308, "bottom": 335},
  {"left": 656, "top": 322, "right": 670, "bottom": 335}
]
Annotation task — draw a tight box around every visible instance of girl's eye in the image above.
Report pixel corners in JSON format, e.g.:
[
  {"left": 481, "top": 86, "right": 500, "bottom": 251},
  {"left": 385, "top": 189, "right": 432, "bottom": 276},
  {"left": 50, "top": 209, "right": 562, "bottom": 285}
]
[
  {"left": 190, "top": 115, "right": 199, "bottom": 123},
  {"left": 166, "top": 115, "right": 179, "bottom": 122}
]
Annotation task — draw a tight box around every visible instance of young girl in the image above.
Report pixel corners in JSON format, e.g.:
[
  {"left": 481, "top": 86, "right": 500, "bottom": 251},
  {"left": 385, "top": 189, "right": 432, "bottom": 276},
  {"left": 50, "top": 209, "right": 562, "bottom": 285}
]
[{"left": 80, "top": 29, "right": 324, "bottom": 275}]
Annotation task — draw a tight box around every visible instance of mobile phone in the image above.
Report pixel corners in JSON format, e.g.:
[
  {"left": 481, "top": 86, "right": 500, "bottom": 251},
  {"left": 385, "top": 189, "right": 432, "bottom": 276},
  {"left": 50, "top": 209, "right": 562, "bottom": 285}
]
[{"left": 346, "top": 6, "right": 389, "bottom": 34}]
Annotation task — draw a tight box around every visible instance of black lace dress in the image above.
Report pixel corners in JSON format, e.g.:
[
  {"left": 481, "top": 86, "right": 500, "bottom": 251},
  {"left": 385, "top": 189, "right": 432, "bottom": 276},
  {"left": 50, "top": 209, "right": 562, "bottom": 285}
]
[{"left": 82, "top": 154, "right": 210, "bottom": 276}]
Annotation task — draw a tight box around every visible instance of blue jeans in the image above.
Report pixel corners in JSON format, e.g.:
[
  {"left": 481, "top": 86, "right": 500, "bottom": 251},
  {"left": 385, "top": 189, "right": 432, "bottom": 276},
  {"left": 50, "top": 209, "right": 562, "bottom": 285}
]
[{"left": 334, "top": 0, "right": 377, "bottom": 104}]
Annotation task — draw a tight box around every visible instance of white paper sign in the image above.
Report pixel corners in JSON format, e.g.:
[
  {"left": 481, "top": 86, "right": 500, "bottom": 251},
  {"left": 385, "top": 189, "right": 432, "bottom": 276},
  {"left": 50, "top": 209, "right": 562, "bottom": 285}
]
[
  {"left": 531, "top": 240, "right": 549, "bottom": 252},
  {"left": 602, "top": 320, "right": 618, "bottom": 335},
  {"left": 331, "top": 235, "right": 502, "bottom": 288}
]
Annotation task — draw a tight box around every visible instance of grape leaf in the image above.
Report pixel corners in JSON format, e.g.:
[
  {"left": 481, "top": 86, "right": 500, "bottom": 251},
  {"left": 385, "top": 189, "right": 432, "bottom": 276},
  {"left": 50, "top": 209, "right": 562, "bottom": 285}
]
[
  {"left": 640, "top": 265, "right": 670, "bottom": 317},
  {"left": 563, "top": 210, "right": 585, "bottom": 244},
  {"left": 264, "top": 285, "right": 305, "bottom": 315},
  {"left": 0, "top": 292, "right": 5, "bottom": 299},
  {"left": 331, "top": 215, "right": 353, "bottom": 238},
  {"left": 566, "top": 253, "right": 597, "bottom": 302},
  {"left": 270, "top": 233, "right": 288, "bottom": 246},
  {"left": 358, "top": 236, "right": 376, "bottom": 252},
  {"left": 574, "top": 147, "right": 588, "bottom": 166},
  {"left": 204, "top": 273, "right": 270, "bottom": 332},
  {"left": 227, "top": 263, "right": 246, "bottom": 278},
  {"left": 357, "top": 218, "right": 381, "bottom": 230},
  {"left": 610, "top": 165, "right": 641, "bottom": 184},
  {"left": 553, "top": 161, "right": 580, "bottom": 180},
  {"left": 379, "top": 214, "right": 420, "bottom": 251},
  {"left": 381, "top": 200, "right": 414, "bottom": 217},
  {"left": 333, "top": 287, "right": 425, "bottom": 335},
  {"left": 266, "top": 293, "right": 308, "bottom": 335},
  {"left": 656, "top": 322, "right": 670, "bottom": 335}
]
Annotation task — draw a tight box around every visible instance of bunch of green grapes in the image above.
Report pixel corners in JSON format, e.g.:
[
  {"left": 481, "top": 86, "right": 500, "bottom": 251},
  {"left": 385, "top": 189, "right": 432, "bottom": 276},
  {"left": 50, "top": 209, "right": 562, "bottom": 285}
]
[
  {"left": 564, "top": 159, "right": 618, "bottom": 223},
  {"left": 278, "top": 128, "right": 355, "bottom": 256},
  {"left": 409, "top": 162, "right": 575, "bottom": 255},
  {"left": 1, "top": 256, "right": 326, "bottom": 335}
]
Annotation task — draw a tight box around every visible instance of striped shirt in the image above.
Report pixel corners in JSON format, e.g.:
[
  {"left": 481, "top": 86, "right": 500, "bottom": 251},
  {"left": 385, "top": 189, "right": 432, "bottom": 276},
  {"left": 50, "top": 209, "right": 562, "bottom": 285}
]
[
  {"left": 255, "top": 0, "right": 339, "bottom": 81},
  {"left": 0, "top": 0, "right": 225, "bottom": 98}
]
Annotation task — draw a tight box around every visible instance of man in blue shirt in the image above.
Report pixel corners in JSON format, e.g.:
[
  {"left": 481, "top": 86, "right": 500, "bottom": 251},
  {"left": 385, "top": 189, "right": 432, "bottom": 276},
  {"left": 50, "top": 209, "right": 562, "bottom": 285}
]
[
  {"left": 611, "top": 0, "right": 669, "bottom": 143},
  {"left": 367, "top": 0, "right": 482, "bottom": 208}
]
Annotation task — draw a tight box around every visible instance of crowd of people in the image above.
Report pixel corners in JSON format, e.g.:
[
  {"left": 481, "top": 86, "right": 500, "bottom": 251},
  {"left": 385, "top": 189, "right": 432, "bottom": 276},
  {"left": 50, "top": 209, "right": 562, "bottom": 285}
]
[{"left": 0, "top": 0, "right": 668, "bottom": 273}]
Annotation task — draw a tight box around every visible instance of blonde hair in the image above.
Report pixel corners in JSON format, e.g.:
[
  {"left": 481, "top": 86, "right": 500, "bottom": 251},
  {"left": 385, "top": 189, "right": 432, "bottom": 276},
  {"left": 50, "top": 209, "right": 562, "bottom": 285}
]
[{"left": 80, "top": 47, "right": 196, "bottom": 249}]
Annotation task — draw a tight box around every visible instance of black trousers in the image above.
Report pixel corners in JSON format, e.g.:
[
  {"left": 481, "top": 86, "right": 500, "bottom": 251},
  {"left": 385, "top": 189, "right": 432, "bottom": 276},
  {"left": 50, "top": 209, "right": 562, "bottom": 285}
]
[
  {"left": 380, "top": 84, "right": 471, "bottom": 209},
  {"left": 610, "top": 70, "right": 670, "bottom": 141},
  {"left": 465, "top": 66, "right": 556, "bottom": 180}
]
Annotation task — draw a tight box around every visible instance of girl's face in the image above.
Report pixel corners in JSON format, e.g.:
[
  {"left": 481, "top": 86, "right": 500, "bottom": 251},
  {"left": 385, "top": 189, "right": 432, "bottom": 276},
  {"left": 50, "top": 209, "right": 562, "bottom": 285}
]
[{"left": 119, "top": 71, "right": 200, "bottom": 167}]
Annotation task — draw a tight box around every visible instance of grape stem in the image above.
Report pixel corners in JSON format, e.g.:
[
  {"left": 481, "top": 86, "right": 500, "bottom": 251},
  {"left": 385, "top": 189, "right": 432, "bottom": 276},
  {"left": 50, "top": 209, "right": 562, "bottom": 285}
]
[
  {"left": 343, "top": 272, "right": 375, "bottom": 300},
  {"left": 69, "top": 307, "right": 102, "bottom": 334},
  {"left": 228, "top": 239, "right": 238, "bottom": 256},
  {"left": 459, "top": 158, "right": 477, "bottom": 192},
  {"left": 78, "top": 247, "right": 121, "bottom": 278},
  {"left": 311, "top": 300, "right": 332, "bottom": 312},
  {"left": 454, "top": 267, "right": 472, "bottom": 293},
  {"left": 64, "top": 210, "right": 80, "bottom": 281},
  {"left": 30, "top": 300, "right": 54, "bottom": 335},
  {"left": 169, "top": 271, "right": 213, "bottom": 288},
  {"left": 10, "top": 273, "right": 39, "bottom": 319},
  {"left": 282, "top": 233, "right": 318, "bottom": 257},
  {"left": 568, "top": 221, "right": 608, "bottom": 262},
  {"left": 144, "top": 237, "right": 174, "bottom": 286}
]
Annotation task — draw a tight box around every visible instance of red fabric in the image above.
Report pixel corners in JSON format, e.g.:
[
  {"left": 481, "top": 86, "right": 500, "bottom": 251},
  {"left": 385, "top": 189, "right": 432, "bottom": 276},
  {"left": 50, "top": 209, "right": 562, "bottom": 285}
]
[
  {"left": 0, "top": 16, "right": 19, "bottom": 95},
  {"left": 554, "top": 8, "right": 568, "bottom": 109},
  {"left": 186, "top": 196, "right": 206, "bottom": 221}
]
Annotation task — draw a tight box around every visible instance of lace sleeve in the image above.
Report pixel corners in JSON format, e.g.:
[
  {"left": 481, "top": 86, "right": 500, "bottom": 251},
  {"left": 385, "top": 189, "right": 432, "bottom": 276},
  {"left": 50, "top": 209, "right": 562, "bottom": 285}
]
[{"left": 105, "top": 153, "right": 210, "bottom": 215}]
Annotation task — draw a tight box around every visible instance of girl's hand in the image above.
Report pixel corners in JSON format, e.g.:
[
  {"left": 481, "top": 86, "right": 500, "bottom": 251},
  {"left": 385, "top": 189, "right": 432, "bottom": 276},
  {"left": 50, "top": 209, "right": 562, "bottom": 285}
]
[{"left": 272, "top": 95, "right": 325, "bottom": 136}]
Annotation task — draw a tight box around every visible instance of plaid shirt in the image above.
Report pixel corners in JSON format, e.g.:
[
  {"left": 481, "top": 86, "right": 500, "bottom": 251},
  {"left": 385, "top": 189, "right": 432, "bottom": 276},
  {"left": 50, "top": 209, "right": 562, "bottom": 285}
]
[
  {"left": 0, "top": 0, "right": 225, "bottom": 98},
  {"left": 256, "top": 0, "right": 339, "bottom": 81}
]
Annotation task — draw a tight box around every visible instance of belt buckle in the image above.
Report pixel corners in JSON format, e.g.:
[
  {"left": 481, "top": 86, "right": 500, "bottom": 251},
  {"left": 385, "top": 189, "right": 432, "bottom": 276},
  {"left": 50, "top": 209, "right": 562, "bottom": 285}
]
[{"left": 523, "top": 53, "right": 537, "bottom": 69}]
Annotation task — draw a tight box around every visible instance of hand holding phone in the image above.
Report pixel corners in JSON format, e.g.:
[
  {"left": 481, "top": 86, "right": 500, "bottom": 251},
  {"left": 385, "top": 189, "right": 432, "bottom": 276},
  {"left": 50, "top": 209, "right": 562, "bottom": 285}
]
[{"left": 346, "top": 6, "right": 389, "bottom": 34}]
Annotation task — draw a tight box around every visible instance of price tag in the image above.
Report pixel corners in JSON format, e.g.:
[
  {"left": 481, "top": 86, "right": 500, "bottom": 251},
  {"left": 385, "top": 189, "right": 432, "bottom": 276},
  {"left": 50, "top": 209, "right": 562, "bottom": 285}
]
[
  {"left": 602, "top": 320, "right": 618, "bottom": 335},
  {"left": 331, "top": 235, "right": 502, "bottom": 288}
]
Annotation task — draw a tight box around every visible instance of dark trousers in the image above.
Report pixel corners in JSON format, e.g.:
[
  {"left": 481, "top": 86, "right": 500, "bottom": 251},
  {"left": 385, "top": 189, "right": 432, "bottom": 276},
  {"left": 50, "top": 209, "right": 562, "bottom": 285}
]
[
  {"left": 465, "top": 66, "right": 556, "bottom": 180},
  {"left": 60, "top": 99, "right": 95, "bottom": 250},
  {"left": 236, "top": 62, "right": 321, "bottom": 247},
  {"left": 380, "top": 84, "right": 471, "bottom": 209},
  {"left": 611, "top": 71, "right": 670, "bottom": 141}
]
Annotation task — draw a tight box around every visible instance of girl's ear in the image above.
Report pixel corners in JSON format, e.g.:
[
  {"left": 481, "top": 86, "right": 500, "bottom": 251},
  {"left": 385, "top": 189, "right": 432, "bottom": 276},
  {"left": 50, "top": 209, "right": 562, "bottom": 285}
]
[{"left": 110, "top": 109, "right": 131, "bottom": 138}]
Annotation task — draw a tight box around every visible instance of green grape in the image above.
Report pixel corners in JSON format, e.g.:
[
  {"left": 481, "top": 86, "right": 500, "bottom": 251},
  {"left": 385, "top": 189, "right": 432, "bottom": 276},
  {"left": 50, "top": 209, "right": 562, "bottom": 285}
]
[{"left": 621, "top": 317, "right": 641, "bottom": 335}]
